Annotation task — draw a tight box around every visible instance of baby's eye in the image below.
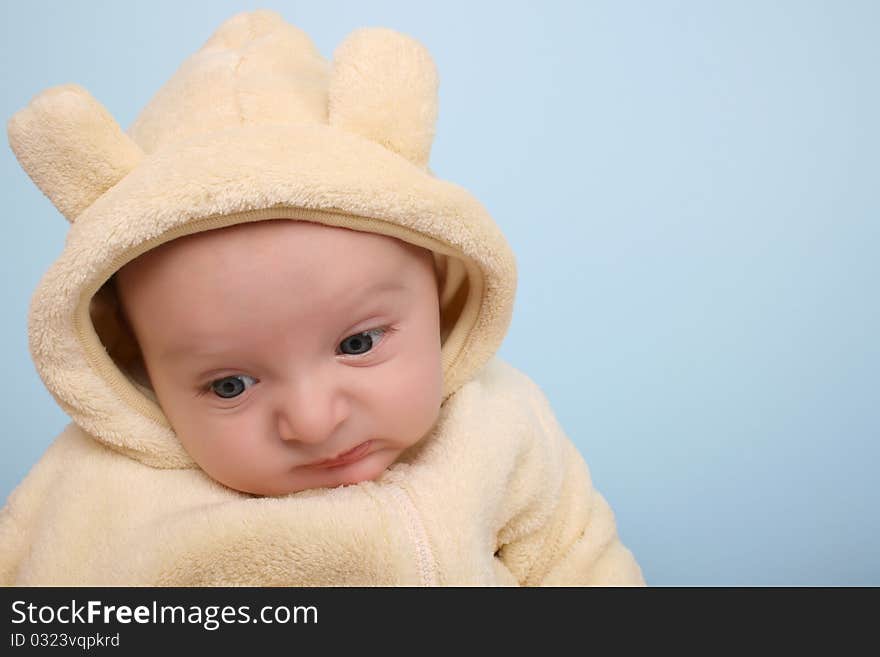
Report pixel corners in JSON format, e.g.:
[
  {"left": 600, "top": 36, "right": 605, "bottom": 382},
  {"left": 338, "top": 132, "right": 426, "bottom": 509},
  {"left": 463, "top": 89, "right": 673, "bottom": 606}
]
[
  {"left": 338, "top": 328, "right": 387, "bottom": 357},
  {"left": 210, "top": 374, "right": 257, "bottom": 399}
]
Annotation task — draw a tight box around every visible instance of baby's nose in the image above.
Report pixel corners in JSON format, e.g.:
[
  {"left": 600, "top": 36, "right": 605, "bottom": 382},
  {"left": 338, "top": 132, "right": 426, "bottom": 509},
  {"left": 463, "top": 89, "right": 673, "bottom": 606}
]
[
  {"left": 275, "top": 377, "right": 348, "bottom": 445},
  {"left": 277, "top": 414, "right": 333, "bottom": 445}
]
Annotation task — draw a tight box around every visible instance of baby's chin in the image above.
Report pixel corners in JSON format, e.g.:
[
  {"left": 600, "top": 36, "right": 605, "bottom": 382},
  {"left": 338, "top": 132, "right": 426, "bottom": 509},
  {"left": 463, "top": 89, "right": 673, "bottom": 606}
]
[{"left": 238, "top": 448, "right": 400, "bottom": 497}]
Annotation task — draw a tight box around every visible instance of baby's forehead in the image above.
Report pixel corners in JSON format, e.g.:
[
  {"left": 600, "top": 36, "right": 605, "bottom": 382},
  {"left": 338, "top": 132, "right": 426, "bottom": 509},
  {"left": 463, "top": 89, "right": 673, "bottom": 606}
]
[
  {"left": 110, "top": 220, "right": 441, "bottom": 356},
  {"left": 120, "top": 220, "right": 433, "bottom": 283},
  {"left": 114, "top": 220, "right": 438, "bottom": 324}
]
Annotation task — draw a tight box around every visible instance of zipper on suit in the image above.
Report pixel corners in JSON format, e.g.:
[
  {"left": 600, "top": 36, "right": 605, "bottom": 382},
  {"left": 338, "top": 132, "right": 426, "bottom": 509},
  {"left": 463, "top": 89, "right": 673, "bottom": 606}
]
[{"left": 385, "top": 482, "right": 438, "bottom": 586}]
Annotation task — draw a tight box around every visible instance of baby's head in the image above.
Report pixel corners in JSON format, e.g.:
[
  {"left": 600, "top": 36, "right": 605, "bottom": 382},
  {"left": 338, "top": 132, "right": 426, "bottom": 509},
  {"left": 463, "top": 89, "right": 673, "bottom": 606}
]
[{"left": 113, "top": 219, "right": 443, "bottom": 496}]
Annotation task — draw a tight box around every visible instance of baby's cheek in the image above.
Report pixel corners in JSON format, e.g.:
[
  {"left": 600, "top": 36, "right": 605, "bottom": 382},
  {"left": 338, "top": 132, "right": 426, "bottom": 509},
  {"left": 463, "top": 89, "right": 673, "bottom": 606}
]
[
  {"left": 384, "top": 356, "right": 442, "bottom": 438},
  {"left": 183, "top": 414, "right": 262, "bottom": 477}
]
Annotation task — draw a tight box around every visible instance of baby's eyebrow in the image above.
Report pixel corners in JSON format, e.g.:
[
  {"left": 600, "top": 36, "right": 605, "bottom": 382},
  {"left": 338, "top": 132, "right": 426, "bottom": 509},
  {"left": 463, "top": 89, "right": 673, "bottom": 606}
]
[
  {"left": 344, "top": 280, "right": 407, "bottom": 306},
  {"left": 164, "top": 345, "right": 238, "bottom": 360},
  {"left": 159, "top": 279, "right": 408, "bottom": 360}
]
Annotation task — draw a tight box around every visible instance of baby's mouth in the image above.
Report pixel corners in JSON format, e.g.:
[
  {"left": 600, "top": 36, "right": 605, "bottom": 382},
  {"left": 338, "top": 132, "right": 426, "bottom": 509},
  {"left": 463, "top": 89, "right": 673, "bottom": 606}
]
[{"left": 304, "top": 441, "right": 373, "bottom": 469}]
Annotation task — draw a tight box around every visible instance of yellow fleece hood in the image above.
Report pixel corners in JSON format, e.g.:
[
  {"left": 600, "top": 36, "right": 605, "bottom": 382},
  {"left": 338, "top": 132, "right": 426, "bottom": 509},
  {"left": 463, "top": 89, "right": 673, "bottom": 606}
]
[{"left": 7, "top": 10, "right": 517, "bottom": 469}]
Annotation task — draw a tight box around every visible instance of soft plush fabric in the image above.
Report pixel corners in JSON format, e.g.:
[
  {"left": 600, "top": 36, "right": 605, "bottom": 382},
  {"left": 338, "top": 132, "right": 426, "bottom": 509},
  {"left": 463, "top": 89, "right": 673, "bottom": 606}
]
[
  {"left": 2, "top": 9, "right": 644, "bottom": 586},
  {"left": 1, "top": 358, "right": 643, "bottom": 586}
]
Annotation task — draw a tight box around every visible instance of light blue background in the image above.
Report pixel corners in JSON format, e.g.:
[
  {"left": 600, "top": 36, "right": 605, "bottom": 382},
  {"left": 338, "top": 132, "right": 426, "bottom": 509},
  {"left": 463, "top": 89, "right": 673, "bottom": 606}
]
[{"left": 2, "top": 0, "right": 877, "bottom": 586}]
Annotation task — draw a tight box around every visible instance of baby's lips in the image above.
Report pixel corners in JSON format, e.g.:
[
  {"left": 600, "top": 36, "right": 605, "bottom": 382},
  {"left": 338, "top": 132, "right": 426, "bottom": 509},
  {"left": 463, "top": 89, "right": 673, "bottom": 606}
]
[{"left": 306, "top": 440, "right": 373, "bottom": 468}]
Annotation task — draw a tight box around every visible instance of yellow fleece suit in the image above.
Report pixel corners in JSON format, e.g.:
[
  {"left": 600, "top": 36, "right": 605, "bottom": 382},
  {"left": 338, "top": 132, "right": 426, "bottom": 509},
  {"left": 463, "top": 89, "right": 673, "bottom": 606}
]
[{"left": 2, "top": 10, "right": 644, "bottom": 586}]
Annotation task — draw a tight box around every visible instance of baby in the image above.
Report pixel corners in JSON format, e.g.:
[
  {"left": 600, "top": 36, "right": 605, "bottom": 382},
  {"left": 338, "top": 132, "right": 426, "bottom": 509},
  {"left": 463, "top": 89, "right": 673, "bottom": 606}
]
[
  {"left": 1, "top": 10, "right": 644, "bottom": 586},
  {"left": 113, "top": 219, "right": 444, "bottom": 496}
]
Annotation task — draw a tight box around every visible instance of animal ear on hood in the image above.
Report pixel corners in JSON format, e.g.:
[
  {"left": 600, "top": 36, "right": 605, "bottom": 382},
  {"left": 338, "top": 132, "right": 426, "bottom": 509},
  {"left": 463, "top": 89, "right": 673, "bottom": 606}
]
[
  {"left": 6, "top": 83, "right": 143, "bottom": 223},
  {"left": 329, "top": 27, "right": 439, "bottom": 169}
]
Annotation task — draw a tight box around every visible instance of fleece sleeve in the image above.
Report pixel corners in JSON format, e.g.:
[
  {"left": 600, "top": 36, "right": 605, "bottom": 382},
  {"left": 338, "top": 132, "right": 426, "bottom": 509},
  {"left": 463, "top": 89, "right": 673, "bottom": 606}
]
[
  {"left": 0, "top": 464, "right": 44, "bottom": 585},
  {"left": 0, "top": 428, "right": 73, "bottom": 585},
  {"left": 0, "top": 504, "right": 20, "bottom": 584},
  {"left": 494, "top": 377, "right": 646, "bottom": 587}
]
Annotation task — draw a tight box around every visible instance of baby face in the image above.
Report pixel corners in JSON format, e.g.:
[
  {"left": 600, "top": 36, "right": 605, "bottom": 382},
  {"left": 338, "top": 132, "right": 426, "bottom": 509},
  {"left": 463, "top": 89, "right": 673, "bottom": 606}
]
[{"left": 115, "top": 220, "right": 443, "bottom": 495}]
